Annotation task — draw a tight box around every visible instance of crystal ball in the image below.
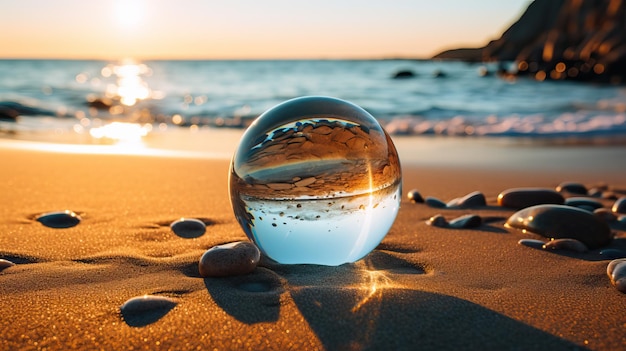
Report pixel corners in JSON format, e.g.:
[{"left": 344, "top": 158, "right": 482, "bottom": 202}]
[{"left": 229, "top": 96, "right": 402, "bottom": 265}]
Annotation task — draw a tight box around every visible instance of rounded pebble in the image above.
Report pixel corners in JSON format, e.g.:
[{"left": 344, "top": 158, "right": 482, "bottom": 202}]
[
  {"left": 0, "top": 259, "right": 15, "bottom": 271},
  {"left": 594, "top": 208, "right": 618, "bottom": 222},
  {"left": 577, "top": 205, "right": 596, "bottom": 212},
  {"left": 555, "top": 182, "right": 587, "bottom": 195},
  {"left": 170, "top": 218, "right": 206, "bottom": 238},
  {"left": 447, "top": 191, "right": 486, "bottom": 209},
  {"left": 199, "top": 241, "right": 260, "bottom": 277},
  {"left": 564, "top": 197, "right": 604, "bottom": 210},
  {"left": 426, "top": 214, "right": 448, "bottom": 227},
  {"left": 542, "top": 238, "right": 589, "bottom": 253},
  {"left": 506, "top": 204, "right": 612, "bottom": 249},
  {"left": 497, "top": 188, "right": 564, "bottom": 209},
  {"left": 612, "top": 197, "right": 626, "bottom": 214},
  {"left": 599, "top": 249, "right": 626, "bottom": 260},
  {"left": 448, "top": 214, "right": 482, "bottom": 229},
  {"left": 406, "top": 189, "right": 424, "bottom": 203},
  {"left": 602, "top": 192, "right": 618, "bottom": 200},
  {"left": 36, "top": 210, "right": 81, "bottom": 228},
  {"left": 425, "top": 196, "right": 447, "bottom": 208},
  {"left": 518, "top": 238, "right": 546, "bottom": 249},
  {"left": 590, "top": 183, "right": 609, "bottom": 192},
  {"left": 120, "top": 295, "right": 178, "bottom": 326},
  {"left": 587, "top": 188, "right": 604, "bottom": 198},
  {"left": 120, "top": 295, "right": 178, "bottom": 314},
  {"left": 607, "top": 259, "right": 626, "bottom": 293}
]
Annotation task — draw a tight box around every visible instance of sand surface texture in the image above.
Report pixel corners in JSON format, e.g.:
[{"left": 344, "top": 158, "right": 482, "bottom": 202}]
[{"left": 1, "top": 145, "right": 625, "bottom": 350}]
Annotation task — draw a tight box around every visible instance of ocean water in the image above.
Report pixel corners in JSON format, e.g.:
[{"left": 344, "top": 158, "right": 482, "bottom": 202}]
[{"left": 1, "top": 59, "right": 626, "bottom": 142}]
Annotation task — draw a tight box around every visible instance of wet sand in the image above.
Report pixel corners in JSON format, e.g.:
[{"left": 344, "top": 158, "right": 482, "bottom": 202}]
[{"left": 0, "top": 137, "right": 625, "bottom": 350}]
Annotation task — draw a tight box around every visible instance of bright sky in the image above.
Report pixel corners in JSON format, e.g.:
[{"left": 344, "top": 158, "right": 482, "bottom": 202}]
[{"left": 0, "top": 0, "right": 532, "bottom": 60}]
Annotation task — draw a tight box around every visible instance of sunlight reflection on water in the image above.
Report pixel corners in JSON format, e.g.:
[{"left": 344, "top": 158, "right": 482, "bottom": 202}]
[{"left": 105, "top": 61, "right": 152, "bottom": 106}]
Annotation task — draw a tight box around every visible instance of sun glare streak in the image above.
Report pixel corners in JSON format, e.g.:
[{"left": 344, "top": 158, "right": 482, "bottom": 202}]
[
  {"left": 351, "top": 268, "right": 393, "bottom": 313},
  {"left": 347, "top": 165, "right": 376, "bottom": 260}
]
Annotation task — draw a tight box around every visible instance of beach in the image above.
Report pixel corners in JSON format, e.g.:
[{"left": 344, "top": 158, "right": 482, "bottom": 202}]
[{"left": 1, "top": 133, "right": 625, "bottom": 350}]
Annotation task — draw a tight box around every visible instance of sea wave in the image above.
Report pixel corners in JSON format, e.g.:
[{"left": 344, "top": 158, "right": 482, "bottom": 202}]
[{"left": 1, "top": 59, "right": 626, "bottom": 141}]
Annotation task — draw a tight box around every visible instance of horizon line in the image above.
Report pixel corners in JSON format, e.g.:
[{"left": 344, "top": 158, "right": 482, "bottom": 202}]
[{"left": 0, "top": 55, "right": 443, "bottom": 62}]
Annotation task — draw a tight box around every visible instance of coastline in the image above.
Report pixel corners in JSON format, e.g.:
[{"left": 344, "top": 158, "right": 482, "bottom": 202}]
[{"left": 1, "top": 135, "right": 625, "bottom": 350}]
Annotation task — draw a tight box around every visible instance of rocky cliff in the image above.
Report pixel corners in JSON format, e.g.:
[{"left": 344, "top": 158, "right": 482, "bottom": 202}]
[{"left": 433, "top": 0, "right": 626, "bottom": 83}]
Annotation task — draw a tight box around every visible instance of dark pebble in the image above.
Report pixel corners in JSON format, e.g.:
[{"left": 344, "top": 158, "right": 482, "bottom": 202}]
[
  {"left": 577, "top": 205, "right": 596, "bottom": 212},
  {"left": 120, "top": 295, "right": 178, "bottom": 326},
  {"left": 555, "top": 182, "right": 587, "bottom": 195},
  {"left": 607, "top": 259, "right": 626, "bottom": 293},
  {"left": 392, "top": 70, "right": 416, "bottom": 79},
  {"left": 506, "top": 204, "right": 612, "bottom": 249},
  {"left": 120, "top": 295, "right": 177, "bottom": 314},
  {"left": 425, "top": 196, "right": 447, "bottom": 208},
  {"left": 594, "top": 208, "right": 618, "bottom": 222},
  {"left": 447, "top": 191, "right": 486, "bottom": 209},
  {"left": 448, "top": 214, "right": 482, "bottom": 229},
  {"left": 612, "top": 197, "right": 626, "bottom": 214},
  {"left": 587, "top": 188, "right": 604, "bottom": 198},
  {"left": 426, "top": 214, "right": 448, "bottom": 227},
  {"left": 599, "top": 249, "right": 626, "bottom": 260},
  {"left": 590, "top": 183, "right": 609, "bottom": 192},
  {"left": 406, "top": 189, "right": 424, "bottom": 203},
  {"left": 542, "top": 238, "right": 588, "bottom": 253},
  {"left": 170, "top": 218, "right": 206, "bottom": 238},
  {"left": 36, "top": 210, "right": 81, "bottom": 228},
  {"left": 497, "top": 188, "right": 564, "bottom": 209},
  {"left": 564, "top": 197, "right": 604, "bottom": 210},
  {"left": 0, "top": 259, "right": 15, "bottom": 271},
  {"left": 518, "top": 239, "right": 546, "bottom": 249},
  {"left": 199, "top": 241, "right": 260, "bottom": 277}
]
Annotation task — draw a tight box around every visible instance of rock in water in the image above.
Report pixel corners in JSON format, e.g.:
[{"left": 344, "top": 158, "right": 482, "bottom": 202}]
[
  {"left": 497, "top": 188, "right": 564, "bottom": 209},
  {"left": 467, "top": 0, "right": 626, "bottom": 83},
  {"left": 392, "top": 70, "right": 415, "bottom": 79},
  {"left": 199, "top": 241, "right": 261, "bottom": 277},
  {"left": 607, "top": 259, "right": 626, "bottom": 293},
  {"left": 506, "top": 205, "right": 612, "bottom": 249},
  {"left": 36, "top": 210, "right": 81, "bottom": 228}
]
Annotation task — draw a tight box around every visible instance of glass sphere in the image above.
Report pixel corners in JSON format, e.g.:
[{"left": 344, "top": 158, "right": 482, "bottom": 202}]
[{"left": 229, "top": 96, "right": 402, "bottom": 265}]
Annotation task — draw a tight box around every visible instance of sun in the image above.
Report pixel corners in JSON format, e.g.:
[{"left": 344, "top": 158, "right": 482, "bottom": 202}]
[{"left": 114, "top": 0, "right": 145, "bottom": 29}]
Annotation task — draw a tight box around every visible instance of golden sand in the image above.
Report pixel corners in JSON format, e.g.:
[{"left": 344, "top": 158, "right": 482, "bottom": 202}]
[{"left": 0, "top": 143, "right": 625, "bottom": 350}]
